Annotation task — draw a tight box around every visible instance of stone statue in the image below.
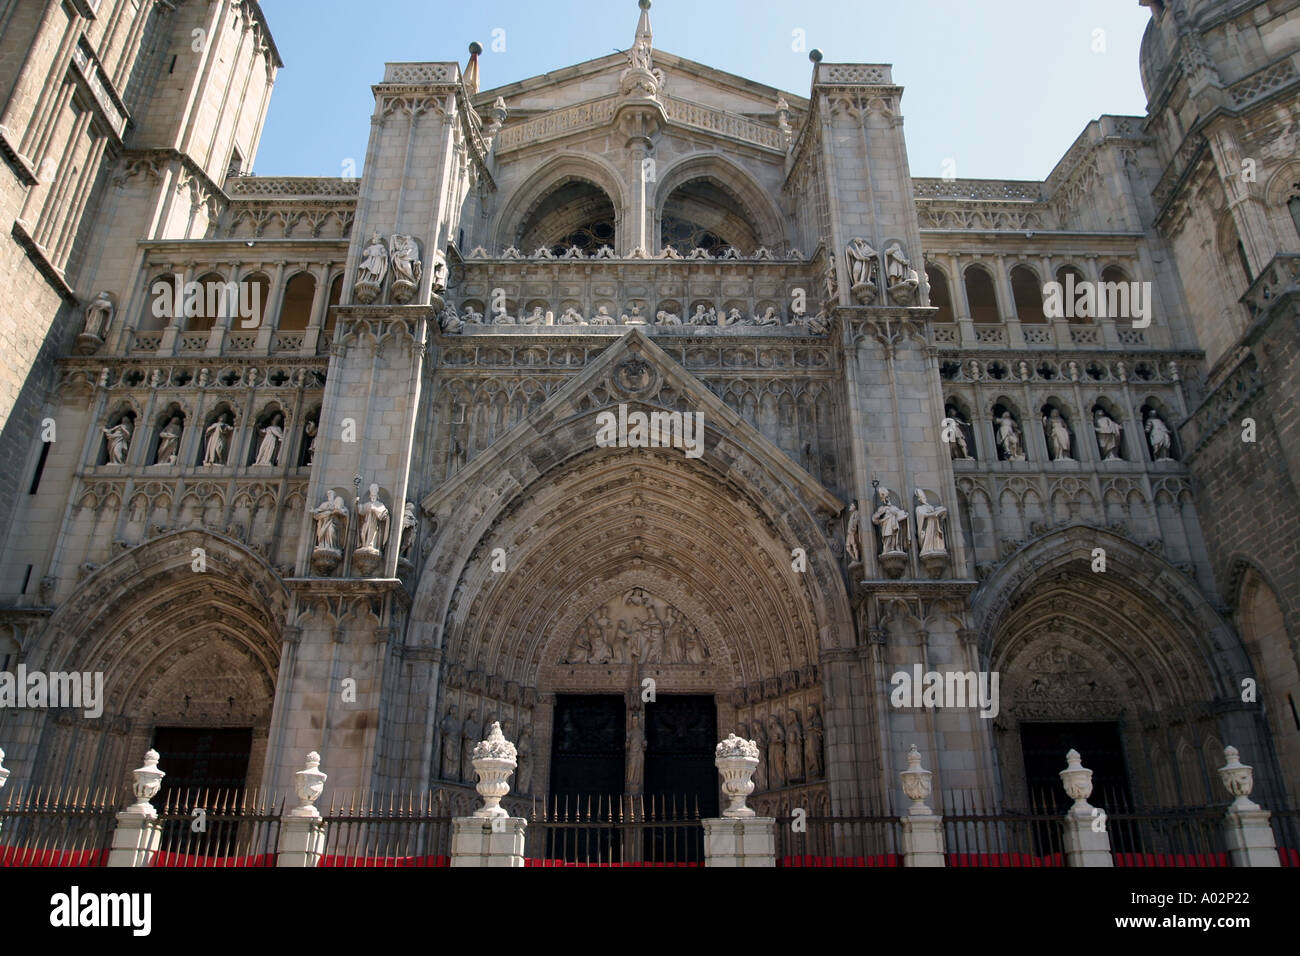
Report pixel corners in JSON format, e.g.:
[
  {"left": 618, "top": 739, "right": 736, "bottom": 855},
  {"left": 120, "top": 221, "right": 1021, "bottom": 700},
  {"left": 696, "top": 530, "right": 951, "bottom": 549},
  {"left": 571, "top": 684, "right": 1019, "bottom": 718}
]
[
  {"left": 523, "top": 306, "right": 548, "bottom": 326},
  {"left": 439, "top": 304, "right": 463, "bottom": 333},
  {"left": 439, "top": 705, "right": 461, "bottom": 781},
  {"left": 102, "top": 417, "right": 133, "bottom": 464},
  {"left": 626, "top": 709, "right": 646, "bottom": 794},
  {"left": 871, "top": 488, "right": 909, "bottom": 555},
  {"left": 461, "top": 305, "right": 484, "bottom": 324},
  {"left": 1145, "top": 409, "right": 1173, "bottom": 461},
  {"left": 943, "top": 405, "right": 973, "bottom": 460},
  {"left": 914, "top": 489, "right": 948, "bottom": 556},
  {"left": 996, "top": 412, "right": 1025, "bottom": 461},
  {"left": 846, "top": 237, "right": 878, "bottom": 303},
  {"left": 154, "top": 416, "right": 182, "bottom": 466},
  {"left": 655, "top": 309, "right": 681, "bottom": 325},
  {"left": 885, "top": 242, "right": 920, "bottom": 303},
  {"left": 754, "top": 306, "right": 781, "bottom": 326},
  {"left": 400, "top": 501, "right": 417, "bottom": 557},
  {"left": 844, "top": 500, "right": 862, "bottom": 564},
  {"left": 253, "top": 413, "right": 284, "bottom": 466},
  {"left": 589, "top": 306, "right": 616, "bottom": 325},
  {"left": 751, "top": 720, "right": 768, "bottom": 791},
  {"left": 1094, "top": 408, "right": 1123, "bottom": 460},
  {"left": 303, "top": 420, "right": 318, "bottom": 465},
  {"left": 619, "top": 304, "right": 645, "bottom": 324},
  {"left": 785, "top": 709, "right": 804, "bottom": 783},
  {"left": 824, "top": 259, "right": 838, "bottom": 303},
  {"left": 82, "top": 292, "right": 114, "bottom": 340},
  {"left": 389, "top": 235, "right": 421, "bottom": 303},
  {"left": 688, "top": 304, "right": 710, "bottom": 325},
  {"left": 805, "top": 704, "right": 824, "bottom": 779},
  {"left": 355, "top": 232, "right": 388, "bottom": 302},
  {"left": 767, "top": 715, "right": 786, "bottom": 789},
  {"left": 559, "top": 307, "right": 586, "bottom": 325},
  {"left": 460, "top": 710, "right": 478, "bottom": 784},
  {"left": 516, "top": 722, "right": 533, "bottom": 793},
  {"left": 355, "top": 483, "right": 390, "bottom": 554},
  {"left": 492, "top": 304, "right": 517, "bottom": 324},
  {"left": 804, "top": 310, "right": 830, "bottom": 334},
  {"left": 718, "top": 307, "right": 744, "bottom": 327},
  {"left": 312, "top": 490, "right": 347, "bottom": 552},
  {"left": 683, "top": 625, "right": 707, "bottom": 663},
  {"left": 1043, "top": 408, "right": 1073, "bottom": 461},
  {"left": 203, "top": 413, "right": 234, "bottom": 466}
]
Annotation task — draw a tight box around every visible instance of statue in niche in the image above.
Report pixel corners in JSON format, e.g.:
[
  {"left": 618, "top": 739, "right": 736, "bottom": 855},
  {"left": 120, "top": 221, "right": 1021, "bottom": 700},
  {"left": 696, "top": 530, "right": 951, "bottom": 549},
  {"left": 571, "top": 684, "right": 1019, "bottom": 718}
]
[
  {"left": 803, "top": 310, "right": 830, "bottom": 334},
  {"left": 1145, "top": 409, "right": 1173, "bottom": 461},
  {"left": 355, "top": 232, "right": 388, "bottom": 303},
  {"left": 751, "top": 720, "right": 768, "bottom": 791},
  {"left": 996, "top": 412, "right": 1026, "bottom": 461},
  {"left": 399, "top": 501, "right": 417, "bottom": 558},
  {"left": 311, "top": 490, "right": 348, "bottom": 553},
  {"left": 253, "top": 413, "right": 285, "bottom": 466},
  {"left": 914, "top": 489, "right": 948, "bottom": 556},
  {"left": 884, "top": 242, "right": 920, "bottom": 304},
  {"left": 461, "top": 305, "right": 484, "bottom": 324},
  {"left": 522, "top": 306, "right": 550, "bottom": 326},
  {"left": 766, "top": 715, "right": 786, "bottom": 789},
  {"left": 303, "top": 420, "right": 318, "bottom": 465},
  {"left": 943, "top": 405, "right": 973, "bottom": 460},
  {"left": 492, "top": 304, "right": 517, "bottom": 324},
  {"left": 717, "top": 307, "right": 744, "bottom": 327},
  {"left": 353, "top": 481, "right": 387, "bottom": 556},
  {"left": 516, "top": 722, "right": 533, "bottom": 793},
  {"left": 102, "top": 416, "right": 133, "bottom": 464},
  {"left": 430, "top": 250, "right": 448, "bottom": 293},
  {"left": 1043, "top": 408, "right": 1073, "bottom": 461},
  {"left": 845, "top": 237, "right": 878, "bottom": 304},
  {"left": 81, "top": 291, "right": 114, "bottom": 345},
  {"left": 824, "top": 259, "right": 838, "bottom": 303},
  {"left": 688, "top": 304, "right": 711, "bottom": 325},
  {"left": 844, "top": 500, "right": 862, "bottom": 564},
  {"left": 439, "top": 304, "right": 463, "bottom": 333},
  {"left": 754, "top": 307, "right": 781, "bottom": 326},
  {"left": 589, "top": 306, "right": 616, "bottom": 325},
  {"left": 805, "top": 703, "right": 824, "bottom": 779},
  {"left": 439, "top": 705, "right": 461, "bottom": 781},
  {"left": 619, "top": 304, "right": 646, "bottom": 325},
  {"left": 390, "top": 235, "right": 421, "bottom": 285},
  {"left": 1094, "top": 408, "right": 1123, "bottom": 460},
  {"left": 559, "top": 307, "right": 586, "bottom": 325},
  {"left": 460, "top": 710, "right": 478, "bottom": 784},
  {"left": 871, "top": 487, "right": 909, "bottom": 555},
  {"left": 202, "top": 413, "right": 234, "bottom": 465},
  {"left": 626, "top": 708, "right": 646, "bottom": 794},
  {"left": 154, "top": 416, "right": 182, "bottom": 465},
  {"left": 655, "top": 309, "right": 681, "bottom": 326},
  {"left": 785, "top": 709, "right": 804, "bottom": 783}
]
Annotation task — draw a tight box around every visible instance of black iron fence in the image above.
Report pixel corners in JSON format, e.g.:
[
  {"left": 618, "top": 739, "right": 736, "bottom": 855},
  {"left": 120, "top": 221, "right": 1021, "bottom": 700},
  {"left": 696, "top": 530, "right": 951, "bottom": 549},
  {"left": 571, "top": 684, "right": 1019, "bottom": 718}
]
[
  {"left": 942, "top": 790, "right": 1067, "bottom": 867},
  {"left": 151, "top": 789, "right": 283, "bottom": 867},
  {"left": 0, "top": 783, "right": 118, "bottom": 866},
  {"left": 524, "top": 794, "right": 703, "bottom": 866},
  {"left": 774, "top": 812, "right": 903, "bottom": 866},
  {"left": 318, "top": 790, "right": 456, "bottom": 867}
]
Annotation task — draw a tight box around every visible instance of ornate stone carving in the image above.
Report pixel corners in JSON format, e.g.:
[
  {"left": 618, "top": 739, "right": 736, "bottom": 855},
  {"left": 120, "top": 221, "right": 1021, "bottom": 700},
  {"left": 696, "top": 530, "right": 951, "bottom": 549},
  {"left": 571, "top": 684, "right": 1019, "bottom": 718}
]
[
  {"left": 995, "top": 411, "right": 1026, "bottom": 461},
  {"left": 253, "top": 413, "right": 285, "bottom": 466},
  {"left": 845, "top": 237, "right": 878, "bottom": 304},
  {"left": 311, "top": 490, "right": 348, "bottom": 574},
  {"left": 562, "top": 587, "right": 708, "bottom": 664},
  {"left": 154, "top": 417, "right": 182, "bottom": 466},
  {"left": 102, "top": 415, "right": 133, "bottom": 464},
  {"left": 78, "top": 291, "right": 114, "bottom": 354},
  {"left": 1093, "top": 409, "right": 1122, "bottom": 461},
  {"left": 352, "top": 482, "right": 390, "bottom": 575},
  {"left": 389, "top": 234, "right": 422, "bottom": 304},
  {"left": 884, "top": 242, "right": 919, "bottom": 304},
  {"left": 1043, "top": 408, "right": 1073, "bottom": 461}
]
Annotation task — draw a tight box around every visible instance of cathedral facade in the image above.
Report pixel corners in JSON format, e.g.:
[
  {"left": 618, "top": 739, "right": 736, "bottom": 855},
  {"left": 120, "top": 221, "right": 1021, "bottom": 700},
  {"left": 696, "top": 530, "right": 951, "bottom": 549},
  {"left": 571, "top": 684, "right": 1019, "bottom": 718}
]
[{"left": 0, "top": 0, "right": 1297, "bottom": 823}]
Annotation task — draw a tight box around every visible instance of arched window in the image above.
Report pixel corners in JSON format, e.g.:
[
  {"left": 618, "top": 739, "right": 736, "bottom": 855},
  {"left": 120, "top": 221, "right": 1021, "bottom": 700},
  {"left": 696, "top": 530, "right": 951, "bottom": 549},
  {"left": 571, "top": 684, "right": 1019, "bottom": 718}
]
[
  {"left": 926, "top": 266, "right": 954, "bottom": 323},
  {"left": 1054, "top": 266, "right": 1091, "bottom": 323},
  {"left": 141, "top": 274, "right": 176, "bottom": 331},
  {"left": 964, "top": 265, "right": 999, "bottom": 323},
  {"left": 185, "top": 273, "right": 231, "bottom": 332},
  {"left": 659, "top": 178, "right": 760, "bottom": 257},
  {"left": 517, "top": 179, "right": 616, "bottom": 256},
  {"left": 278, "top": 272, "right": 316, "bottom": 331},
  {"left": 1010, "top": 265, "right": 1046, "bottom": 323}
]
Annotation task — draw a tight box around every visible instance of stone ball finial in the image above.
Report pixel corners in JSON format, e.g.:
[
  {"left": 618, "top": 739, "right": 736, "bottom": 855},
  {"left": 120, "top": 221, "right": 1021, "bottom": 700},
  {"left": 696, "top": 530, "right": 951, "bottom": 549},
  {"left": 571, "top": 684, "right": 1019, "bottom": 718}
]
[
  {"left": 639, "top": 0, "right": 652, "bottom": 10},
  {"left": 468, "top": 41, "right": 483, "bottom": 56},
  {"left": 809, "top": 49, "right": 823, "bottom": 63}
]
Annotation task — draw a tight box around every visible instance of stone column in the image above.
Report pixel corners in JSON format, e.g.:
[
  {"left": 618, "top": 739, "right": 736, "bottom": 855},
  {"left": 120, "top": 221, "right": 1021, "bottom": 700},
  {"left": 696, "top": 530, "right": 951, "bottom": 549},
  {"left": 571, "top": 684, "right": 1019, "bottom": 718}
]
[
  {"left": 277, "top": 752, "right": 328, "bottom": 867},
  {"left": 1059, "top": 749, "right": 1113, "bottom": 867},
  {"left": 450, "top": 722, "right": 526, "bottom": 867},
  {"left": 1218, "top": 746, "right": 1280, "bottom": 868},
  {"left": 899, "top": 745, "right": 945, "bottom": 866},
  {"left": 704, "top": 734, "right": 775, "bottom": 867},
  {"left": 106, "top": 750, "right": 165, "bottom": 868}
]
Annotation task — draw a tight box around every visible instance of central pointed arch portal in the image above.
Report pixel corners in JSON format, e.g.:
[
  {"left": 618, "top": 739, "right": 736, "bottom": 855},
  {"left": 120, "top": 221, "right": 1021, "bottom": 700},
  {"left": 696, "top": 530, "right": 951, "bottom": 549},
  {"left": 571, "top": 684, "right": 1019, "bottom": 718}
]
[{"left": 409, "top": 331, "right": 861, "bottom": 814}]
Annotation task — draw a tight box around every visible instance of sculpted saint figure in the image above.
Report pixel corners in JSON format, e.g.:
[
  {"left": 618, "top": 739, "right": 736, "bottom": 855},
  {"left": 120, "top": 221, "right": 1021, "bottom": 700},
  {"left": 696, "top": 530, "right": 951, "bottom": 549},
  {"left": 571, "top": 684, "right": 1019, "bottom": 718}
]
[
  {"left": 312, "top": 489, "right": 348, "bottom": 552},
  {"left": 688, "top": 304, "right": 710, "bottom": 325},
  {"left": 460, "top": 711, "right": 478, "bottom": 784},
  {"left": 355, "top": 483, "right": 390, "bottom": 553},
  {"left": 461, "top": 305, "right": 484, "bottom": 324},
  {"left": 996, "top": 412, "right": 1026, "bottom": 461},
  {"left": 1043, "top": 408, "right": 1073, "bottom": 461},
  {"left": 885, "top": 242, "right": 912, "bottom": 285},
  {"left": 589, "top": 306, "right": 616, "bottom": 325},
  {"left": 914, "top": 489, "right": 948, "bottom": 555},
  {"left": 83, "top": 292, "right": 114, "bottom": 339},
  {"left": 655, "top": 309, "right": 681, "bottom": 326},
  {"left": 439, "top": 705, "right": 461, "bottom": 780},
  {"left": 754, "top": 307, "right": 781, "bottom": 326},
  {"left": 357, "top": 232, "right": 388, "bottom": 287},
  {"left": 523, "top": 306, "right": 548, "bottom": 326},
  {"left": 767, "top": 715, "right": 786, "bottom": 789},
  {"left": 400, "top": 501, "right": 417, "bottom": 557},
  {"left": 390, "top": 234, "right": 421, "bottom": 285},
  {"left": 253, "top": 413, "right": 284, "bottom": 466},
  {"left": 516, "top": 722, "right": 534, "bottom": 793},
  {"left": 625, "top": 710, "right": 646, "bottom": 794},
  {"left": 844, "top": 501, "right": 862, "bottom": 564},
  {"left": 805, "top": 704, "right": 825, "bottom": 778},
  {"left": 785, "top": 710, "right": 804, "bottom": 783},
  {"left": 203, "top": 413, "right": 234, "bottom": 465},
  {"left": 872, "top": 488, "right": 909, "bottom": 554},
  {"left": 155, "top": 416, "right": 182, "bottom": 465},
  {"left": 1145, "top": 409, "right": 1173, "bottom": 461},
  {"left": 943, "top": 405, "right": 973, "bottom": 460},
  {"left": 102, "top": 417, "right": 133, "bottom": 464},
  {"left": 1094, "top": 409, "right": 1123, "bottom": 460},
  {"left": 846, "top": 238, "right": 878, "bottom": 288},
  {"left": 559, "top": 307, "right": 586, "bottom": 325}
]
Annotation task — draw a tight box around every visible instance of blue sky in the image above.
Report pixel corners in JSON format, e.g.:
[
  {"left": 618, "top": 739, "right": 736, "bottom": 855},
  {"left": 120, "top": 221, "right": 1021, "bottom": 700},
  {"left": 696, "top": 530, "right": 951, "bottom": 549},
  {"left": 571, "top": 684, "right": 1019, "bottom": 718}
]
[{"left": 253, "top": 0, "right": 1153, "bottom": 182}]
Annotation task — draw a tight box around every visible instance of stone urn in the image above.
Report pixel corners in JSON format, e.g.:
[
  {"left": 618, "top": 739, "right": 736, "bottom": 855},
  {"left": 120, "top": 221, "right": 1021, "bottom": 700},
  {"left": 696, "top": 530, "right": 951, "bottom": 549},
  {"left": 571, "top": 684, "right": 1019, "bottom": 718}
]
[
  {"left": 471, "top": 721, "right": 517, "bottom": 819},
  {"left": 292, "top": 751, "right": 328, "bottom": 818},
  {"left": 1217, "top": 745, "right": 1260, "bottom": 811},
  {"left": 850, "top": 279, "right": 878, "bottom": 306},
  {"left": 1059, "top": 749, "right": 1095, "bottom": 813},
  {"left": 899, "top": 745, "right": 932, "bottom": 815},
  {"left": 715, "top": 733, "right": 760, "bottom": 818},
  {"left": 128, "top": 749, "right": 165, "bottom": 816}
]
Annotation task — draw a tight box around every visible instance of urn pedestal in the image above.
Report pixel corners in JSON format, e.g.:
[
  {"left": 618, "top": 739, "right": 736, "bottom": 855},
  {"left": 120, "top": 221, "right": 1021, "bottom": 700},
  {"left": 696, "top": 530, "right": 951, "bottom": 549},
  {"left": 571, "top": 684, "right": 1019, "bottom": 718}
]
[
  {"left": 920, "top": 550, "right": 949, "bottom": 579},
  {"left": 352, "top": 546, "right": 382, "bottom": 577},
  {"left": 353, "top": 279, "right": 381, "bottom": 304}
]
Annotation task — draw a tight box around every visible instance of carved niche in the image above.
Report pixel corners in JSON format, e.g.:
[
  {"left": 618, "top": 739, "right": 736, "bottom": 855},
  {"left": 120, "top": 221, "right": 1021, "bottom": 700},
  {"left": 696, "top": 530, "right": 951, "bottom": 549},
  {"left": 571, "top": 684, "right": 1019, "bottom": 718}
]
[{"left": 561, "top": 587, "right": 709, "bottom": 665}]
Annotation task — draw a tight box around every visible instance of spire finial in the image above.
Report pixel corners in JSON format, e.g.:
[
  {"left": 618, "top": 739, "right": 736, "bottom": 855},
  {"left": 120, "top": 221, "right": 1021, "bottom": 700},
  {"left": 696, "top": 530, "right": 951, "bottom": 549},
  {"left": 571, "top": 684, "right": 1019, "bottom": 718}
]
[
  {"left": 464, "top": 41, "right": 482, "bottom": 95},
  {"left": 635, "top": 0, "right": 653, "bottom": 48}
]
